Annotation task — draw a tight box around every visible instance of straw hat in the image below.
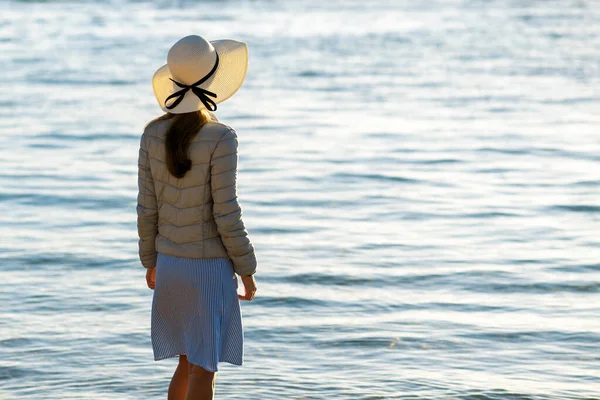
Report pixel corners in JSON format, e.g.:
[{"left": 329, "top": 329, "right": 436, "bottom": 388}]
[{"left": 152, "top": 35, "right": 248, "bottom": 114}]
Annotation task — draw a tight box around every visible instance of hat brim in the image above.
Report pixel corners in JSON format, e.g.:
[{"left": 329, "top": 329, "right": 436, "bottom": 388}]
[{"left": 152, "top": 39, "right": 248, "bottom": 114}]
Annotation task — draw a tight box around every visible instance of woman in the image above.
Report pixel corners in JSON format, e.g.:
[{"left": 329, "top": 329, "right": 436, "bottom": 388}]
[{"left": 136, "top": 34, "right": 258, "bottom": 400}]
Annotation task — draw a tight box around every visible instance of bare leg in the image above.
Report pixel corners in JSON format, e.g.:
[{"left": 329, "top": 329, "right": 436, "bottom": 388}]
[
  {"left": 168, "top": 355, "right": 189, "bottom": 400},
  {"left": 185, "top": 362, "right": 216, "bottom": 400}
]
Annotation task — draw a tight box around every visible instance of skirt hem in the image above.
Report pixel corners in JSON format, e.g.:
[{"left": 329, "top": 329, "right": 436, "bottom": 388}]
[{"left": 153, "top": 352, "right": 243, "bottom": 373}]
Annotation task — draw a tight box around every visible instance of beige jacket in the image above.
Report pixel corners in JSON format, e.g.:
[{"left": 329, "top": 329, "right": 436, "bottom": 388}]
[{"left": 136, "top": 115, "right": 257, "bottom": 276}]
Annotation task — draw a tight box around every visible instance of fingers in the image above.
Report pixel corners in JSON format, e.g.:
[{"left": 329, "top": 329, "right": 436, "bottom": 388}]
[
  {"left": 146, "top": 268, "right": 156, "bottom": 290},
  {"left": 237, "top": 275, "right": 257, "bottom": 301},
  {"left": 147, "top": 276, "right": 155, "bottom": 290},
  {"left": 237, "top": 289, "right": 257, "bottom": 301}
]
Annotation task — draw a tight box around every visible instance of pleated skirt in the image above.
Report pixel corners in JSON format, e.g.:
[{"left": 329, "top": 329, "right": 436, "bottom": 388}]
[{"left": 151, "top": 253, "right": 244, "bottom": 372}]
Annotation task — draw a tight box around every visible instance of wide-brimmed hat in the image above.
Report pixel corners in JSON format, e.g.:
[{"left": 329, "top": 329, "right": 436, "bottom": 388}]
[{"left": 152, "top": 35, "right": 248, "bottom": 114}]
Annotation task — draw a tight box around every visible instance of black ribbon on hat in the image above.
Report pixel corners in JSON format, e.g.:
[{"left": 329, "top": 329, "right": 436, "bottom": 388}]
[{"left": 164, "top": 52, "right": 220, "bottom": 112}]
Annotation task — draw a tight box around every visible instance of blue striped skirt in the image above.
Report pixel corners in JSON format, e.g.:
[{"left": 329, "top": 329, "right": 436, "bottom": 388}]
[{"left": 151, "top": 253, "right": 244, "bottom": 372}]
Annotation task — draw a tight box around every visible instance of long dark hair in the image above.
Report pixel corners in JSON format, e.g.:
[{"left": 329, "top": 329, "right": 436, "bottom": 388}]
[{"left": 146, "top": 109, "right": 211, "bottom": 178}]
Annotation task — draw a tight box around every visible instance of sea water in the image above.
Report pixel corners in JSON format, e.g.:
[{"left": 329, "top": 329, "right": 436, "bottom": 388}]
[{"left": 0, "top": 0, "right": 599, "bottom": 398}]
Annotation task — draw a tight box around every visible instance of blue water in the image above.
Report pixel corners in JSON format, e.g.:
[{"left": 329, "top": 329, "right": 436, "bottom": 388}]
[{"left": 1, "top": 0, "right": 600, "bottom": 399}]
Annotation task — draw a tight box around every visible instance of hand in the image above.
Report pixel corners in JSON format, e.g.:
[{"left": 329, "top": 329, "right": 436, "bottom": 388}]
[
  {"left": 146, "top": 267, "right": 156, "bottom": 290},
  {"left": 238, "top": 275, "right": 257, "bottom": 301}
]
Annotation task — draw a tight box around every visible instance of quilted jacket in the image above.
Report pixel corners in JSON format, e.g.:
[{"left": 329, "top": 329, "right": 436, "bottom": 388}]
[{"left": 136, "top": 115, "right": 257, "bottom": 276}]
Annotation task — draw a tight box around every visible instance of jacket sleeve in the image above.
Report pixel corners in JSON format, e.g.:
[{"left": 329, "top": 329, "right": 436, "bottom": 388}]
[
  {"left": 137, "top": 134, "right": 158, "bottom": 269},
  {"left": 211, "top": 128, "right": 257, "bottom": 276}
]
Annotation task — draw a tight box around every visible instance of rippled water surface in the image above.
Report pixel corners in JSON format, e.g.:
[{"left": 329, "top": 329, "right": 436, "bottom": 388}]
[{"left": 1, "top": 0, "right": 600, "bottom": 399}]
